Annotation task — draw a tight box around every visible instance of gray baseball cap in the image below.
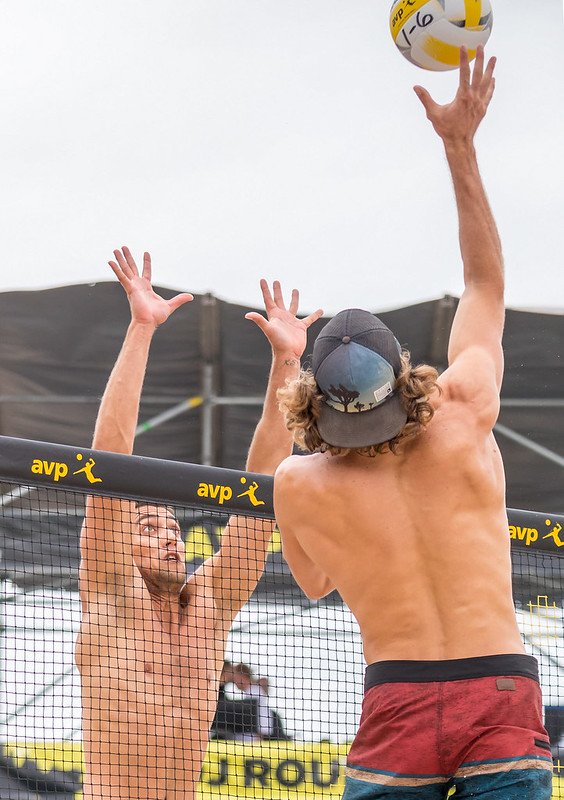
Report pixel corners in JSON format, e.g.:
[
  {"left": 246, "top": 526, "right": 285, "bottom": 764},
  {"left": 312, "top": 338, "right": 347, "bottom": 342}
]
[{"left": 312, "top": 309, "right": 408, "bottom": 448}]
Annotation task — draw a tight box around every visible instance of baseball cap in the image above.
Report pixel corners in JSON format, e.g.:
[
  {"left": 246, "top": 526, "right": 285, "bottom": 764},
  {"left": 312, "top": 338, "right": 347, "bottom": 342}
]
[{"left": 312, "top": 309, "right": 408, "bottom": 448}]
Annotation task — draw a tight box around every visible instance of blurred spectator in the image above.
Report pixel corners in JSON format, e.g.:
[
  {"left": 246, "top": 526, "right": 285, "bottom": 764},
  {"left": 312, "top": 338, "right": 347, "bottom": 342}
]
[
  {"left": 210, "top": 661, "right": 290, "bottom": 741},
  {"left": 232, "top": 663, "right": 289, "bottom": 741},
  {"left": 217, "top": 661, "right": 235, "bottom": 702},
  {"left": 210, "top": 661, "right": 257, "bottom": 741}
]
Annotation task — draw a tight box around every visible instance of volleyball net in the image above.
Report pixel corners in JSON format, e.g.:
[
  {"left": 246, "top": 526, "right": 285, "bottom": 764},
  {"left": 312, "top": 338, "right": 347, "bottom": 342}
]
[{"left": 0, "top": 435, "right": 563, "bottom": 799}]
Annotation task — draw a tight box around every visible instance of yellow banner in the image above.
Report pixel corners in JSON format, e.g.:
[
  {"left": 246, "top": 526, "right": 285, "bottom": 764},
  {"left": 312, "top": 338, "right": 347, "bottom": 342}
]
[
  {"left": 4, "top": 741, "right": 564, "bottom": 798},
  {"left": 201, "top": 741, "right": 347, "bottom": 798},
  {"left": 4, "top": 741, "right": 348, "bottom": 799}
]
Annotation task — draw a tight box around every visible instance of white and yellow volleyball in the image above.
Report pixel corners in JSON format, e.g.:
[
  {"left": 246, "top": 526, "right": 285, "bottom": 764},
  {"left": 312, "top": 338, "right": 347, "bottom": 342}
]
[{"left": 389, "top": 0, "right": 493, "bottom": 72}]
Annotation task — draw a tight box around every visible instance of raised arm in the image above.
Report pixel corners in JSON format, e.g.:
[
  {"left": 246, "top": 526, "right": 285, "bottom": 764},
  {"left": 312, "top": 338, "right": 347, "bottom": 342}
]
[
  {"left": 79, "top": 248, "right": 192, "bottom": 601},
  {"left": 209, "top": 280, "right": 323, "bottom": 616},
  {"left": 415, "top": 46, "right": 503, "bottom": 420}
]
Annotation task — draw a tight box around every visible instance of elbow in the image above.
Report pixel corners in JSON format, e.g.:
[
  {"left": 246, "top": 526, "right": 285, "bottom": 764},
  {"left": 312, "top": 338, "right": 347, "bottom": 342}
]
[{"left": 300, "top": 576, "right": 335, "bottom": 601}]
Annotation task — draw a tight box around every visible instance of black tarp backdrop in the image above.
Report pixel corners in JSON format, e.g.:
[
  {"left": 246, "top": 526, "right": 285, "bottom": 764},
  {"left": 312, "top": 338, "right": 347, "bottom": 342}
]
[
  {"left": 0, "top": 283, "right": 562, "bottom": 513},
  {"left": 0, "top": 288, "right": 562, "bottom": 788}
]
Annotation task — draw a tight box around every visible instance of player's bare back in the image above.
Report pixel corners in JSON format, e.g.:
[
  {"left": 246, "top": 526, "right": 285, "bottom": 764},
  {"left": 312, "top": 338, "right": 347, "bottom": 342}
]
[{"left": 277, "top": 386, "right": 525, "bottom": 664}]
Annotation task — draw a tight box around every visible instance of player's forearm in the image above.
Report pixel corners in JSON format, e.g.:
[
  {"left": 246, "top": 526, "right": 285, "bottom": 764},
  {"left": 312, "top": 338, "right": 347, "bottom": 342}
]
[
  {"left": 92, "top": 321, "right": 156, "bottom": 454},
  {"left": 444, "top": 141, "right": 504, "bottom": 294},
  {"left": 245, "top": 352, "right": 299, "bottom": 474}
]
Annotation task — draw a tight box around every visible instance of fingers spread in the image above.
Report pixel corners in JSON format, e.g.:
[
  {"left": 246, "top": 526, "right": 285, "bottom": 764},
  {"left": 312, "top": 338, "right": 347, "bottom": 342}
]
[
  {"left": 245, "top": 312, "right": 268, "bottom": 333},
  {"left": 289, "top": 288, "right": 299, "bottom": 316},
  {"left": 481, "top": 55, "right": 497, "bottom": 96},
  {"left": 108, "top": 260, "right": 129, "bottom": 287},
  {"left": 168, "top": 293, "right": 193, "bottom": 313},
  {"left": 459, "top": 46, "right": 470, "bottom": 90},
  {"left": 484, "top": 77, "right": 495, "bottom": 105},
  {"left": 272, "top": 280, "right": 285, "bottom": 310},
  {"left": 303, "top": 308, "right": 324, "bottom": 328},
  {"left": 471, "top": 44, "right": 484, "bottom": 89},
  {"left": 121, "top": 246, "right": 139, "bottom": 276},
  {"left": 259, "top": 279, "right": 275, "bottom": 313},
  {"left": 113, "top": 248, "right": 135, "bottom": 278},
  {"left": 413, "top": 85, "right": 437, "bottom": 116},
  {"left": 142, "top": 252, "right": 152, "bottom": 281}
]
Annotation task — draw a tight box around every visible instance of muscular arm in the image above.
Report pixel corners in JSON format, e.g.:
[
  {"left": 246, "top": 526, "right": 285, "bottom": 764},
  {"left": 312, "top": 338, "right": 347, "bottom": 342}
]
[
  {"left": 415, "top": 47, "right": 503, "bottom": 424},
  {"left": 274, "top": 459, "right": 335, "bottom": 601},
  {"left": 210, "top": 281, "right": 323, "bottom": 617},
  {"left": 79, "top": 248, "right": 192, "bottom": 600},
  {"left": 444, "top": 140, "right": 504, "bottom": 388},
  {"left": 79, "top": 321, "right": 154, "bottom": 597},
  {"left": 91, "top": 322, "right": 154, "bottom": 456},
  {"left": 245, "top": 350, "right": 301, "bottom": 475}
]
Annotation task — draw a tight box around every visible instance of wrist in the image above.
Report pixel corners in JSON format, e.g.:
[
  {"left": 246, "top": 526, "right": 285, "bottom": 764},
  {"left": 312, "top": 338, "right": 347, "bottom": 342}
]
[
  {"left": 128, "top": 319, "right": 158, "bottom": 336},
  {"left": 443, "top": 138, "right": 476, "bottom": 161},
  {"left": 271, "top": 350, "right": 301, "bottom": 369}
]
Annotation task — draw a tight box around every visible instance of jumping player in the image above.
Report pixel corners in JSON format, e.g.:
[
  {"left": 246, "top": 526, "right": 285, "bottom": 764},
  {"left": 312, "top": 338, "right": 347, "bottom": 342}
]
[
  {"left": 274, "top": 48, "right": 553, "bottom": 799},
  {"left": 75, "top": 247, "right": 322, "bottom": 800}
]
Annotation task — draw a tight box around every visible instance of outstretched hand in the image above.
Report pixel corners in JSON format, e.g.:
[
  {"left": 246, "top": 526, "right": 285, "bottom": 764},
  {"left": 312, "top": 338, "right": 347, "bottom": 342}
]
[
  {"left": 109, "top": 246, "right": 193, "bottom": 327},
  {"left": 414, "top": 45, "right": 496, "bottom": 146},
  {"left": 245, "top": 279, "right": 323, "bottom": 360}
]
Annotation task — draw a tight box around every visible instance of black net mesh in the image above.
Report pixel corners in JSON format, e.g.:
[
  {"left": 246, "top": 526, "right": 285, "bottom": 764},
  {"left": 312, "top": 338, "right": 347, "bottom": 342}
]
[{"left": 0, "top": 474, "right": 563, "bottom": 798}]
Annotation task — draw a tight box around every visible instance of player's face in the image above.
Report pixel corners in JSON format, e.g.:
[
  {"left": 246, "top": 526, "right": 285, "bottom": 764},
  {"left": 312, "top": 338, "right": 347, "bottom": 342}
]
[{"left": 132, "top": 504, "right": 186, "bottom": 592}]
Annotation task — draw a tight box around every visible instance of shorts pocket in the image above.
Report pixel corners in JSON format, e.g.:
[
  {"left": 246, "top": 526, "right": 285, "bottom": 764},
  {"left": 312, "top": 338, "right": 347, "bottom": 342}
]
[{"left": 534, "top": 738, "right": 552, "bottom": 753}]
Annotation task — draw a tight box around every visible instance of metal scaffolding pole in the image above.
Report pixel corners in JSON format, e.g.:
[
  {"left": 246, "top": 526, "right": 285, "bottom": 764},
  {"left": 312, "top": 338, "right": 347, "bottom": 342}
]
[
  {"left": 135, "top": 396, "right": 203, "bottom": 435},
  {"left": 494, "top": 423, "right": 564, "bottom": 469}
]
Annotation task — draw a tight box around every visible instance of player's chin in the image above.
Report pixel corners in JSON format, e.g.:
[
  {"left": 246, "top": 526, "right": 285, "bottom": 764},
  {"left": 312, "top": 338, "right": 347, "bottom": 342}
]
[{"left": 152, "top": 564, "right": 186, "bottom": 592}]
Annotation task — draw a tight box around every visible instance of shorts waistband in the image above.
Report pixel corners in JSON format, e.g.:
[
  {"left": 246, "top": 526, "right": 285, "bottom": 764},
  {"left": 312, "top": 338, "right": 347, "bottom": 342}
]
[{"left": 365, "top": 654, "right": 539, "bottom": 691}]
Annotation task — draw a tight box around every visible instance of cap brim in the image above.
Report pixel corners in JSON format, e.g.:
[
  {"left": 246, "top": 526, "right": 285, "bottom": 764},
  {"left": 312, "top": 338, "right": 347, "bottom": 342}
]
[{"left": 316, "top": 392, "right": 408, "bottom": 449}]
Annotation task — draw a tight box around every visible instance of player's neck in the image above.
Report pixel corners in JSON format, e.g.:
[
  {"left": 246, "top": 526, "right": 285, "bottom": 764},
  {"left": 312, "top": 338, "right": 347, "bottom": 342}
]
[
  {"left": 144, "top": 578, "right": 185, "bottom": 609},
  {"left": 147, "top": 588, "right": 187, "bottom": 629}
]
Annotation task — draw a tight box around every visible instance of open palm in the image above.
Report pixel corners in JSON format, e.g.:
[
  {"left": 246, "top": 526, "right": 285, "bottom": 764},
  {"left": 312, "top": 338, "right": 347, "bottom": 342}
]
[
  {"left": 109, "top": 247, "right": 193, "bottom": 327},
  {"left": 245, "top": 280, "right": 323, "bottom": 359},
  {"left": 414, "top": 46, "right": 496, "bottom": 144}
]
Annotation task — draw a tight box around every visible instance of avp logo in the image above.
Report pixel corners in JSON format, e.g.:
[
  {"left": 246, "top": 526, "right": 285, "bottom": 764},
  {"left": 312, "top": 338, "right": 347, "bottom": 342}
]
[
  {"left": 542, "top": 518, "right": 564, "bottom": 548},
  {"left": 196, "top": 476, "right": 266, "bottom": 507},
  {"left": 30, "top": 453, "right": 103, "bottom": 484},
  {"left": 390, "top": 0, "right": 427, "bottom": 31},
  {"left": 197, "top": 482, "right": 233, "bottom": 505},
  {"left": 237, "top": 477, "right": 265, "bottom": 507},
  {"left": 508, "top": 518, "right": 564, "bottom": 549},
  {"left": 508, "top": 524, "right": 538, "bottom": 547}
]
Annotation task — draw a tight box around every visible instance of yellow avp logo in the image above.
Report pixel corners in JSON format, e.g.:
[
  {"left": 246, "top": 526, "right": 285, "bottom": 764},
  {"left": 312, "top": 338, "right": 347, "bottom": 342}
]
[
  {"left": 389, "top": 0, "right": 430, "bottom": 37},
  {"left": 542, "top": 518, "right": 564, "bottom": 548},
  {"left": 197, "top": 476, "right": 266, "bottom": 507},
  {"left": 30, "top": 453, "right": 103, "bottom": 484},
  {"left": 509, "top": 518, "right": 564, "bottom": 549}
]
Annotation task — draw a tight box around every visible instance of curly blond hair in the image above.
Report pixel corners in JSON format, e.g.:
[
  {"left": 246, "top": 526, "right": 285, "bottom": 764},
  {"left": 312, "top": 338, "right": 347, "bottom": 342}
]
[{"left": 277, "top": 350, "right": 440, "bottom": 456}]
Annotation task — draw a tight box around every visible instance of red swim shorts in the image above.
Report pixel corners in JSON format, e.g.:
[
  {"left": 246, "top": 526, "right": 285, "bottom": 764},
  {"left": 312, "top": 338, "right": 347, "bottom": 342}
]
[{"left": 344, "top": 654, "right": 553, "bottom": 799}]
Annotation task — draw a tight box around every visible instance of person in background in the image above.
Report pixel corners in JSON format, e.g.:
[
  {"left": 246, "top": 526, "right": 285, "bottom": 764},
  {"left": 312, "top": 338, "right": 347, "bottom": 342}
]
[{"left": 232, "top": 663, "right": 274, "bottom": 741}]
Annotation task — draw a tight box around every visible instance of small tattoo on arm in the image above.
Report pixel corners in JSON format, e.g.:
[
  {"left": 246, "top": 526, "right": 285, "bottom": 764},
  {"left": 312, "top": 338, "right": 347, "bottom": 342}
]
[{"left": 284, "top": 358, "right": 298, "bottom": 367}]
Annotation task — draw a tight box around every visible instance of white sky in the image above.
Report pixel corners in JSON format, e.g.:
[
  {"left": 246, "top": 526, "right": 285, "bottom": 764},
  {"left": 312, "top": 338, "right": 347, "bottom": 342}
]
[{"left": 1, "top": 0, "right": 563, "bottom": 314}]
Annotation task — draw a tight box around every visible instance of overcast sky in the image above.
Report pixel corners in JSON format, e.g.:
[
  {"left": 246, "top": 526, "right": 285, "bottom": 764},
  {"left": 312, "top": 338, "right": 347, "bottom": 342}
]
[{"left": 1, "top": 0, "right": 563, "bottom": 314}]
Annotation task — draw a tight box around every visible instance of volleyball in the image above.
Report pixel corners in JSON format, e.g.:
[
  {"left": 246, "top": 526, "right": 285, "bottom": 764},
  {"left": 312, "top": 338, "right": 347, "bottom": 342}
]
[{"left": 390, "top": 0, "right": 493, "bottom": 72}]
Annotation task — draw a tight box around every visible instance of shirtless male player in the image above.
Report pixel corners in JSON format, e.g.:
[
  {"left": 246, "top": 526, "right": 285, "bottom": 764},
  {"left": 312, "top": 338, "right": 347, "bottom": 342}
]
[
  {"left": 75, "top": 247, "right": 322, "bottom": 800},
  {"left": 274, "top": 48, "right": 553, "bottom": 800}
]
